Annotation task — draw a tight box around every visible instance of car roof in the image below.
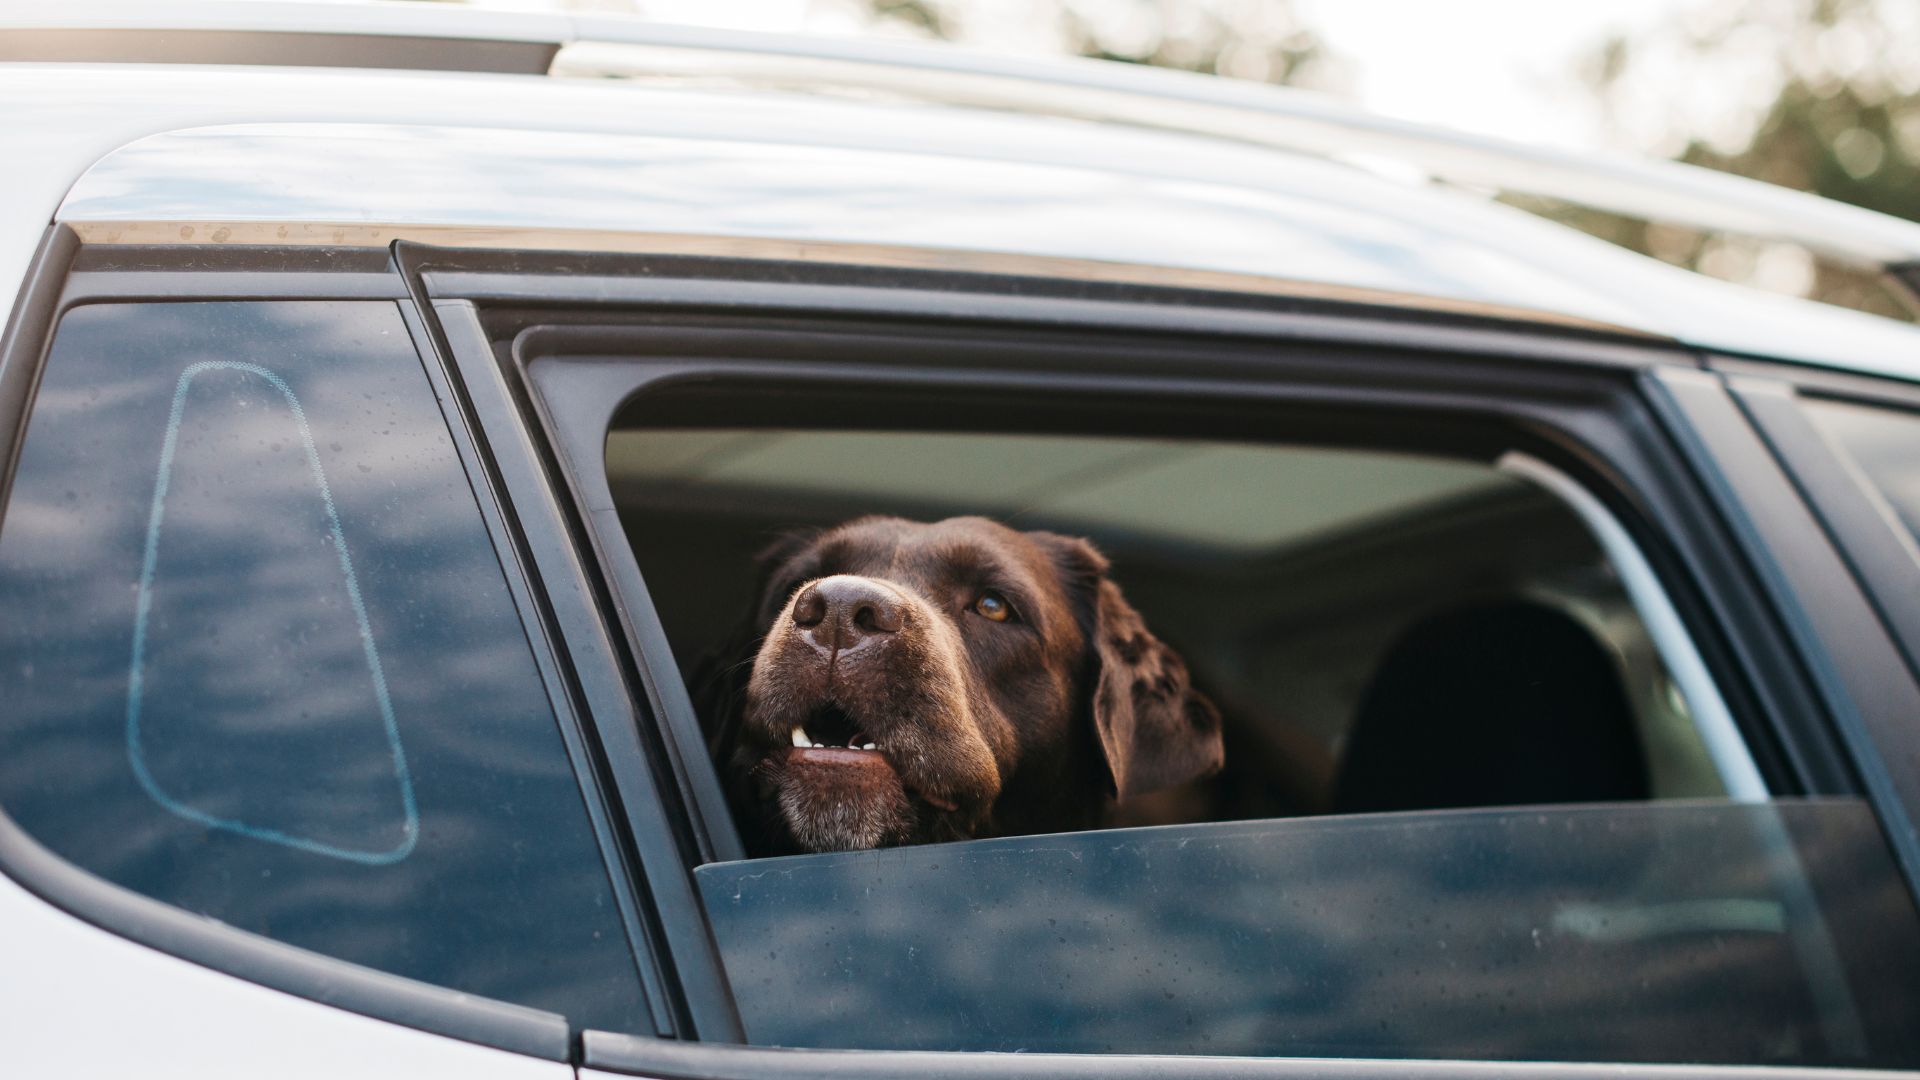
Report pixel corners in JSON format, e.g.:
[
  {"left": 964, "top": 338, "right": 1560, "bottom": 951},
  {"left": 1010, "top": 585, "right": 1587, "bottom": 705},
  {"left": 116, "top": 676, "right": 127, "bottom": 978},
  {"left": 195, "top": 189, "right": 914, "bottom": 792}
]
[{"left": 7, "top": 1, "right": 1920, "bottom": 381}]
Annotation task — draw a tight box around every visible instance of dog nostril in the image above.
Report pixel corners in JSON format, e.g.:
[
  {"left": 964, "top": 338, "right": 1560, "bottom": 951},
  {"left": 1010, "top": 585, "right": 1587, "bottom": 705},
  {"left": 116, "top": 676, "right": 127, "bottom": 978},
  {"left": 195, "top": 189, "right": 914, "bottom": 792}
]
[
  {"left": 791, "top": 586, "right": 826, "bottom": 628},
  {"left": 852, "top": 601, "right": 902, "bottom": 635},
  {"left": 808, "top": 577, "right": 906, "bottom": 645}
]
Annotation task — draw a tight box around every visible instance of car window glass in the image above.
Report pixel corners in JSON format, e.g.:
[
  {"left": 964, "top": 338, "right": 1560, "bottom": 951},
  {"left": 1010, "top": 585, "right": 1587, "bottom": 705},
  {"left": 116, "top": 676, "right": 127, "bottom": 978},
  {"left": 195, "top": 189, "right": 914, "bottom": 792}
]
[
  {"left": 0, "top": 301, "right": 647, "bottom": 1031},
  {"left": 1805, "top": 395, "right": 1920, "bottom": 549},
  {"left": 698, "top": 799, "right": 1920, "bottom": 1064}
]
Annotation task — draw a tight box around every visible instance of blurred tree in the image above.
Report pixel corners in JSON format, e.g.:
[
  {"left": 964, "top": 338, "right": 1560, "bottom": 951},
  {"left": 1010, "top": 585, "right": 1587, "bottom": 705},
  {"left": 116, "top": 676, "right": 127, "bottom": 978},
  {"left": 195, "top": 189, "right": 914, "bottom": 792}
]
[
  {"left": 850, "top": 0, "right": 1346, "bottom": 93},
  {"left": 1563, "top": 0, "right": 1920, "bottom": 318}
]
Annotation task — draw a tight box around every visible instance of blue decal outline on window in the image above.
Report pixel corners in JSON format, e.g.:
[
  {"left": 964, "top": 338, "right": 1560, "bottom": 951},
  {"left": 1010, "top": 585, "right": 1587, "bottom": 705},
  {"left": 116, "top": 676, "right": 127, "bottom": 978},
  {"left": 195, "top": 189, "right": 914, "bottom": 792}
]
[{"left": 126, "top": 360, "right": 419, "bottom": 865}]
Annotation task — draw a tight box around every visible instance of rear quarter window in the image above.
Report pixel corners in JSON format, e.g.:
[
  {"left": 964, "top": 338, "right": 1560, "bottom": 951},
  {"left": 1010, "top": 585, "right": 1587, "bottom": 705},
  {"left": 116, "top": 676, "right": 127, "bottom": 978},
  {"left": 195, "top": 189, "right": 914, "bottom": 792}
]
[{"left": 0, "top": 301, "right": 646, "bottom": 1031}]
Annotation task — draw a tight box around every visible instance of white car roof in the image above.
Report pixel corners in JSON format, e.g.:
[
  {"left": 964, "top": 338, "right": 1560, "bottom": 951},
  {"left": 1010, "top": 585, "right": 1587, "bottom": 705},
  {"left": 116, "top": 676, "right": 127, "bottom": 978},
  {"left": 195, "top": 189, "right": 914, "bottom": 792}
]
[{"left": 6, "top": 1, "right": 1920, "bottom": 380}]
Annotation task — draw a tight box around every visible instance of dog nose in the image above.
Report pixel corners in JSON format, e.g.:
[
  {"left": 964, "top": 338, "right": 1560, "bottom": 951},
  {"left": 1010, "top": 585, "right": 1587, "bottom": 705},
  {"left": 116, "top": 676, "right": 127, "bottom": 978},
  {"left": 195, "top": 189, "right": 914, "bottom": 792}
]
[{"left": 792, "top": 576, "right": 904, "bottom": 649}]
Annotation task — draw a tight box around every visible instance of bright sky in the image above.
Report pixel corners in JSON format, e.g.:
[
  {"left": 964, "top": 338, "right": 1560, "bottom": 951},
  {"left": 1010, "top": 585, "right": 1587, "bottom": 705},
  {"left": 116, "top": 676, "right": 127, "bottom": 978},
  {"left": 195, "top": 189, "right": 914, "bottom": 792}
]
[
  {"left": 596, "top": 0, "right": 1702, "bottom": 152},
  {"left": 450, "top": 0, "right": 1719, "bottom": 153},
  {"left": 1293, "top": 0, "right": 1688, "bottom": 150}
]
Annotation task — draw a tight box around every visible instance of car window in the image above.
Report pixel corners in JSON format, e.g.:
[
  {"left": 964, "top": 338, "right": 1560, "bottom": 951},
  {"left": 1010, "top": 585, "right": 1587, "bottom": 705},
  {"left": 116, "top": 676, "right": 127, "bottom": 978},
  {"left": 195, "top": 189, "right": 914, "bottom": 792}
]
[
  {"left": 1804, "top": 395, "right": 1920, "bottom": 550},
  {"left": 0, "top": 301, "right": 647, "bottom": 1032},
  {"left": 699, "top": 800, "right": 1920, "bottom": 1063},
  {"left": 610, "top": 423, "right": 1920, "bottom": 1065},
  {"left": 611, "top": 428, "right": 1738, "bottom": 819}
]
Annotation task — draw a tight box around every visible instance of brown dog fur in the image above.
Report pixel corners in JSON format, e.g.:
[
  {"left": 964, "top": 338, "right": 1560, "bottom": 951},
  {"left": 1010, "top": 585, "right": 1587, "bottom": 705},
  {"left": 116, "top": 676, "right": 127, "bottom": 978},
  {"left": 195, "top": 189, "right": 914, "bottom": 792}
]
[{"left": 704, "top": 515, "right": 1223, "bottom": 855}]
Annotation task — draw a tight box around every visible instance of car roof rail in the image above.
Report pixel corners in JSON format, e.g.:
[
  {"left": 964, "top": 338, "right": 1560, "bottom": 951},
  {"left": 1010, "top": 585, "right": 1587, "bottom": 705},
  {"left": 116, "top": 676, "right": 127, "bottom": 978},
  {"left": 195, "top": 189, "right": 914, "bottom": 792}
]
[
  {"left": 0, "top": 1, "right": 568, "bottom": 75},
  {"left": 10, "top": 0, "right": 1920, "bottom": 284}
]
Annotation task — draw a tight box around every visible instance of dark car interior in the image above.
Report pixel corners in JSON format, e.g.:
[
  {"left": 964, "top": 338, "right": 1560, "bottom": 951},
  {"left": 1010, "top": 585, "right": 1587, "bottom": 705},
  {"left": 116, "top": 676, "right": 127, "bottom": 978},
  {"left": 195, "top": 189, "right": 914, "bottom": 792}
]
[{"left": 609, "top": 425, "right": 1730, "bottom": 829}]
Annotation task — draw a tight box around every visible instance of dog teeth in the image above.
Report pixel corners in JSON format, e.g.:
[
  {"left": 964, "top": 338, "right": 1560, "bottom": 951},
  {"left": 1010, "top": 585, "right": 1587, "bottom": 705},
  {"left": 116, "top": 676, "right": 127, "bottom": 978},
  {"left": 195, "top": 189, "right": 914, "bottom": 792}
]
[{"left": 789, "top": 726, "right": 876, "bottom": 751}]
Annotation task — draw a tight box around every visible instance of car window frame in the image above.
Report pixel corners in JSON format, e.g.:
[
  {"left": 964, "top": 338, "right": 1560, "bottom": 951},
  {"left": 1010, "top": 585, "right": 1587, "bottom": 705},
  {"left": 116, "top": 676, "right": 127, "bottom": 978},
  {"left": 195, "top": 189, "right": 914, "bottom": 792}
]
[
  {"left": 1713, "top": 363, "right": 1920, "bottom": 680},
  {"left": 1652, "top": 364, "right": 1920, "bottom": 896},
  {"left": 393, "top": 241, "right": 1915, "bottom": 1070}
]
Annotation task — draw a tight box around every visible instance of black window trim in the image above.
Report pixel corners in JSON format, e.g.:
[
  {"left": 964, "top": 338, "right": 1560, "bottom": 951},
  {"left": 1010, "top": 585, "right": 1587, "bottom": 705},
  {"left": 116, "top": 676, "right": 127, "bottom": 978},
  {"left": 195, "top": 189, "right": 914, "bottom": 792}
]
[
  {"left": 422, "top": 296, "right": 745, "bottom": 1045},
  {"left": 1646, "top": 367, "right": 1920, "bottom": 899},
  {"left": 394, "top": 297, "right": 677, "bottom": 1039},
  {"left": 389, "top": 243, "right": 1917, "bottom": 1063},
  {"left": 1727, "top": 377, "right": 1920, "bottom": 681},
  {"left": 578, "top": 1026, "right": 1920, "bottom": 1080}
]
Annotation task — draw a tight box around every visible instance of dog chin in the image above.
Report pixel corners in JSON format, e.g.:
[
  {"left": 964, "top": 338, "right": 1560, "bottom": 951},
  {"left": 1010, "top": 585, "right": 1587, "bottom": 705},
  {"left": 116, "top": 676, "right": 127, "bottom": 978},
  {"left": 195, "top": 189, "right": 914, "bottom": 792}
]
[{"left": 772, "top": 749, "right": 914, "bottom": 852}]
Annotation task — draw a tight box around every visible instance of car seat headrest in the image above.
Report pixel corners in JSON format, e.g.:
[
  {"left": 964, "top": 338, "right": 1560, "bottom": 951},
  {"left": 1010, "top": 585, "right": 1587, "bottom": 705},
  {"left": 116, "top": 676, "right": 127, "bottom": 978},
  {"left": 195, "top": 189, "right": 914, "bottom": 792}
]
[{"left": 1332, "top": 599, "right": 1650, "bottom": 814}]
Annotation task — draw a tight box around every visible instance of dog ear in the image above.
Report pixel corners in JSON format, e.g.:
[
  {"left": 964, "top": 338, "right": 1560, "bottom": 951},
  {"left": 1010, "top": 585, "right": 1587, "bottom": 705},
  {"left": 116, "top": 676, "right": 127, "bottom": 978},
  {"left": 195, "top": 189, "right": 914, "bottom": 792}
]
[{"left": 1041, "top": 534, "right": 1225, "bottom": 801}]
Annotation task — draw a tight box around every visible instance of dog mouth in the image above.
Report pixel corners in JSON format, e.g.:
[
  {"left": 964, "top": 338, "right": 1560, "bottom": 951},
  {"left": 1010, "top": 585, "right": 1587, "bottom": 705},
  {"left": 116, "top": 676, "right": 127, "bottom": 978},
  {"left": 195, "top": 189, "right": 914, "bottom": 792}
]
[
  {"left": 787, "top": 703, "right": 878, "bottom": 752},
  {"left": 775, "top": 702, "right": 961, "bottom": 814}
]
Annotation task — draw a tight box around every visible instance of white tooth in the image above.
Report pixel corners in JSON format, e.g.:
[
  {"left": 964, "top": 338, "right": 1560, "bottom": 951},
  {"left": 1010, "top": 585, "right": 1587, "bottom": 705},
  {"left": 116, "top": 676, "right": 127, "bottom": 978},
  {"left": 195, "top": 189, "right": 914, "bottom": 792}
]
[
  {"left": 791, "top": 727, "right": 813, "bottom": 748},
  {"left": 861, "top": 742, "right": 877, "bottom": 751}
]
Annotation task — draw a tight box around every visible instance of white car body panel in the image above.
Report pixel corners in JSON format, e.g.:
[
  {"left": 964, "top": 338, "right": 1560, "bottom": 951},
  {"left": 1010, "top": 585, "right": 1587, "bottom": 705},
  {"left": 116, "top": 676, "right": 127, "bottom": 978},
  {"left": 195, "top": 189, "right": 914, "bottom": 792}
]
[
  {"left": 3, "top": 63, "right": 1920, "bottom": 380},
  {"left": 16, "top": 0, "right": 1920, "bottom": 271}
]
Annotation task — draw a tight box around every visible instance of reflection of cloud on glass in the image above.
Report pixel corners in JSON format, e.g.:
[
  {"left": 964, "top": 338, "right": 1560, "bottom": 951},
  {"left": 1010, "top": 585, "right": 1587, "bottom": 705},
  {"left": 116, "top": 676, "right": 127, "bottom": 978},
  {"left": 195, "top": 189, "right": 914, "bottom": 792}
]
[
  {"left": 699, "top": 801, "right": 1920, "bottom": 1065},
  {"left": 0, "top": 301, "right": 649, "bottom": 1033}
]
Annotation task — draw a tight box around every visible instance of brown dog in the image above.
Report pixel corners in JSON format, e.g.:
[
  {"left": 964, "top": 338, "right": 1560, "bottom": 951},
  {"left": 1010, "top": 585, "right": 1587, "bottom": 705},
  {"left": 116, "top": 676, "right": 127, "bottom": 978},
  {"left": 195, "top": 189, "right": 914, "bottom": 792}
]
[{"left": 706, "top": 515, "right": 1223, "bottom": 854}]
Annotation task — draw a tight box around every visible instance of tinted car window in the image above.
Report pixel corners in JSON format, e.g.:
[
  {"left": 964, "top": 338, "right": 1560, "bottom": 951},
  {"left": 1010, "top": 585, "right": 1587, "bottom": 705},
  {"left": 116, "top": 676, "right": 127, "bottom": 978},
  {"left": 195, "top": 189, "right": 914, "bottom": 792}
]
[
  {"left": 699, "top": 800, "right": 1920, "bottom": 1064},
  {"left": 1806, "top": 396, "right": 1920, "bottom": 547},
  {"left": 0, "top": 301, "right": 646, "bottom": 1031}
]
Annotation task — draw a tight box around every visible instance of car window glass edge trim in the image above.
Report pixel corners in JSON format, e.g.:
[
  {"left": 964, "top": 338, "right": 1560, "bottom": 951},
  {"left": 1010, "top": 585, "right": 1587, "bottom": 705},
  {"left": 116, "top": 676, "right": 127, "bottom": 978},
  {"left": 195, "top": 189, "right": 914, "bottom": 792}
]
[
  {"left": 578, "top": 1028, "right": 1920, "bottom": 1080},
  {"left": 0, "top": 226, "right": 78, "bottom": 540}
]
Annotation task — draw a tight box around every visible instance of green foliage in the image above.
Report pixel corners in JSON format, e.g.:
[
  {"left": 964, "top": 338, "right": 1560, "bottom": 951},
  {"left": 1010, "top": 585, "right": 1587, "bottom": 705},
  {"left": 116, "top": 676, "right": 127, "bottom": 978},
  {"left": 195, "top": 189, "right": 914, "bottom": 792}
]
[{"left": 1582, "top": 0, "right": 1920, "bottom": 317}]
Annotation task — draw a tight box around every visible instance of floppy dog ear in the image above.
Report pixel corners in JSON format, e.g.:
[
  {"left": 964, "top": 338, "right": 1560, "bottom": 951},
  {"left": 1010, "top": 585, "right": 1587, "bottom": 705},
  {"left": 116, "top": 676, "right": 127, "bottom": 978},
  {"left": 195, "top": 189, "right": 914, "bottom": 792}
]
[{"left": 1043, "top": 535, "right": 1225, "bottom": 801}]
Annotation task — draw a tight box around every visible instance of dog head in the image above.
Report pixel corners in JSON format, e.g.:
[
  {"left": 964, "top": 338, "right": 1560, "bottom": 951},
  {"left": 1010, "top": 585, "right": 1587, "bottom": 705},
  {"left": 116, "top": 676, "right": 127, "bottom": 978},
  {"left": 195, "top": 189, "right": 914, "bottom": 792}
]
[{"left": 713, "top": 515, "right": 1222, "bottom": 854}]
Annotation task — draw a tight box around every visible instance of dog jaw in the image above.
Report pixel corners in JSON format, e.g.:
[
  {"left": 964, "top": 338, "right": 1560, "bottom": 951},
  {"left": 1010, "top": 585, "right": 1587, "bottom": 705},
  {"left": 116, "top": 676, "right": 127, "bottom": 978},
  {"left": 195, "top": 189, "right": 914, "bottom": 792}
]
[{"left": 765, "top": 748, "right": 913, "bottom": 852}]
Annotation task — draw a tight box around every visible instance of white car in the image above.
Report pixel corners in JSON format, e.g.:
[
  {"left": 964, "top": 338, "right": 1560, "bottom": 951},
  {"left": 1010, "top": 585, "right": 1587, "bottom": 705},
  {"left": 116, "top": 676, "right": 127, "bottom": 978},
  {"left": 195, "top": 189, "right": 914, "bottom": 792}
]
[{"left": 4, "top": 4, "right": 1920, "bottom": 1079}]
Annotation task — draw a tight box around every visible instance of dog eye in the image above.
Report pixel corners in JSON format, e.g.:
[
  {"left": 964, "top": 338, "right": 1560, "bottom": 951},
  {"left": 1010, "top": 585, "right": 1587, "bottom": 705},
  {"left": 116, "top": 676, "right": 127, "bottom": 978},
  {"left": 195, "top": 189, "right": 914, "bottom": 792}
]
[{"left": 972, "top": 591, "right": 1014, "bottom": 623}]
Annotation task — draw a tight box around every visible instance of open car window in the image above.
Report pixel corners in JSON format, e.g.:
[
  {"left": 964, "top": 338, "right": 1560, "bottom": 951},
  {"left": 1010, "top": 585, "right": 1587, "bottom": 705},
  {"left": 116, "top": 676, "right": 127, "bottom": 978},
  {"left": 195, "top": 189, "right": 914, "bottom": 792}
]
[
  {"left": 612, "top": 428, "right": 1743, "bottom": 821},
  {"left": 607, "top": 421, "right": 1920, "bottom": 1065}
]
